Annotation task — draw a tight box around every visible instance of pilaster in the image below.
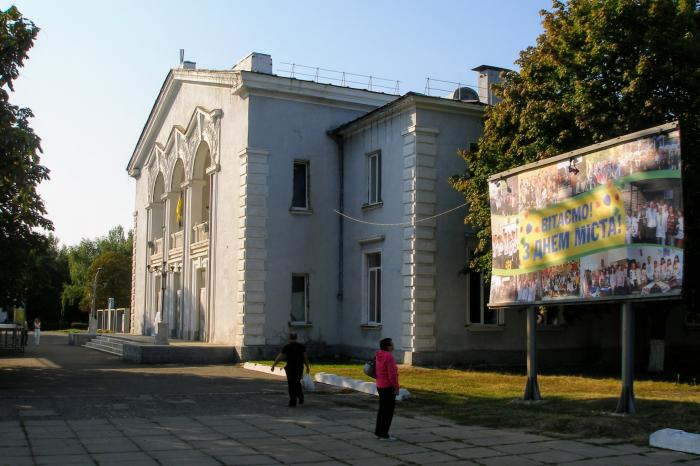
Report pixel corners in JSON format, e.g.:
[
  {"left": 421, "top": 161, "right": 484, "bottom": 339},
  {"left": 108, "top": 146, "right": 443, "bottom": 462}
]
[
  {"left": 401, "top": 126, "right": 439, "bottom": 353},
  {"left": 237, "top": 147, "right": 270, "bottom": 347}
]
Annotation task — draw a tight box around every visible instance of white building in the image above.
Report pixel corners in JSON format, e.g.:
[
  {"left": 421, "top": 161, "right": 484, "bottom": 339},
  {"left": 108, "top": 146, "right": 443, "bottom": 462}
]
[{"left": 130, "top": 52, "right": 700, "bottom": 366}]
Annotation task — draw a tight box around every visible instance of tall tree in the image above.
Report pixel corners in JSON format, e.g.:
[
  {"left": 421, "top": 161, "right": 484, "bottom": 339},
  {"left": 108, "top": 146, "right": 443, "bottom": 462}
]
[
  {"left": 450, "top": 0, "right": 700, "bottom": 276},
  {"left": 0, "top": 6, "right": 51, "bottom": 307},
  {"left": 62, "top": 226, "right": 133, "bottom": 314}
]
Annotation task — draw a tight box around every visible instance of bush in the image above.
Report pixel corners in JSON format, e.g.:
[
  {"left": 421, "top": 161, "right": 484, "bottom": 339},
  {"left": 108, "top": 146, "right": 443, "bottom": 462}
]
[{"left": 70, "top": 322, "right": 88, "bottom": 330}]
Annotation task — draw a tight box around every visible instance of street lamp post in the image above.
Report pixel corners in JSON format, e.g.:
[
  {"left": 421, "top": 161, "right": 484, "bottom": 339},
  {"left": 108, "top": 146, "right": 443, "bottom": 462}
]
[
  {"left": 88, "top": 267, "right": 103, "bottom": 334},
  {"left": 147, "top": 261, "right": 180, "bottom": 345},
  {"left": 148, "top": 259, "right": 169, "bottom": 345}
]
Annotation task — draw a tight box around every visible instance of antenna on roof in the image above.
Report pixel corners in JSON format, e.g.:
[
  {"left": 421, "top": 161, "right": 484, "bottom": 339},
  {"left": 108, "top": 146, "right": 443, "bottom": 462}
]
[{"left": 179, "top": 49, "right": 185, "bottom": 66}]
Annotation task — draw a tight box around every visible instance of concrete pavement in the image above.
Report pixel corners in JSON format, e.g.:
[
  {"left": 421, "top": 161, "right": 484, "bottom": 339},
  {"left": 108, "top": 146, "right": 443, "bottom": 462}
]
[{"left": 0, "top": 333, "right": 698, "bottom": 466}]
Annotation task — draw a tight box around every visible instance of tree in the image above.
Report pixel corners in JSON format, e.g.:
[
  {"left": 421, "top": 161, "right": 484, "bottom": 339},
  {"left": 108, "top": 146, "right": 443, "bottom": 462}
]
[
  {"left": 23, "top": 235, "right": 70, "bottom": 325},
  {"left": 450, "top": 0, "right": 700, "bottom": 276},
  {"left": 82, "top": 251, "right": 131, "bottom": 312},
  {"left": 61, "top": 226, "right": 133, "bottom": 314},
  {"left": 0, "top": 6, "right": 51, "bottom": 308}
]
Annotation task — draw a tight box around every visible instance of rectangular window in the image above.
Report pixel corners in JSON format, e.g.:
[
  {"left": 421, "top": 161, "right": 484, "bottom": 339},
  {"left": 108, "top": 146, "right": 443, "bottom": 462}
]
[
  {"left": 291, "top": 274, "right": 309, "bottom": 323},
  {"left": 292, "top": 160, "right": 309, "bottom": 209},
  {"left": 367, "top": 151, "right": 382, "bottom": 205},
  {"left": 367, "top": 252, "right": 382, "bottom": 323},
  {"left": 466, "top": 244, "right": 503, "bottom": 326}
]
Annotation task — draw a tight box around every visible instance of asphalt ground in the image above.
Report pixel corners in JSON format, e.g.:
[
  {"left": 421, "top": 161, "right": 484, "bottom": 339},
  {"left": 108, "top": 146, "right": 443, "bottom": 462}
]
[{"left": 0, "top": 333, "right": 698, "bottom": 466}]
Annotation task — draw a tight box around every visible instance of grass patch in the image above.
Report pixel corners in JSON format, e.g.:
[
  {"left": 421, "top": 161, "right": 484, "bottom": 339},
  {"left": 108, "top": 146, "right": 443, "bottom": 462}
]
[
  {"left": 251, "top": 359, "right": 700, "bottom": 444},
  {"left": 49, "top": 329, "right": 86, "bottom": 334}
]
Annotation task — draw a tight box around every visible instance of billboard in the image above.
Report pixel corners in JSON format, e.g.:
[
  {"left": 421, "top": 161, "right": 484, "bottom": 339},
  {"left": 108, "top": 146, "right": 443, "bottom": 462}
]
[{"left": 488, "top": 122, "right": 683, "bottom": 307}]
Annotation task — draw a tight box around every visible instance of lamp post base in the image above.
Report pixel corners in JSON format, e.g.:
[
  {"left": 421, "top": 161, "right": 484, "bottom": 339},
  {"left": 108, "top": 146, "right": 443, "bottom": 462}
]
[
  {"left": 154, "top": 322, "right": 170, "bottom": 345},
  {"left": 88, "top": 315, "right": 98, "bottom": 334}
]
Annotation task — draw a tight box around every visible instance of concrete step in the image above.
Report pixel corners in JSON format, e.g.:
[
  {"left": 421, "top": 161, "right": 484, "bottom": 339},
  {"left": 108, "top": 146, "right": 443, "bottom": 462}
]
[
  {"left": 92, "top": 337, "right": 126, "bottom": 346},
  {"left": 90, "top": 339, "right": 123, "bottom": 350},
  {"left": 84, "top": 341, "right": 123, "bottom": 357}
]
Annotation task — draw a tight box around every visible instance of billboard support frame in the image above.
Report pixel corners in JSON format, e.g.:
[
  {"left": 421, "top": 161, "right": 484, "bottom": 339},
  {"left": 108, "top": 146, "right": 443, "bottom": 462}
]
[
  {"left": 523, "top": 305, "right": 541, "bottom": 401},
  {"left": 615, "top": 301, "right": 636, "bottom": 414}
]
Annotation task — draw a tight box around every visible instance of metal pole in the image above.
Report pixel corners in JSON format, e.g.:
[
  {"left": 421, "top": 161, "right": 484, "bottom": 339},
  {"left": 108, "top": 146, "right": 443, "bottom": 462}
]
[
  {"left": 615, "top": 301, "right": 635, "bottom": 414},
  {"left": 88, "top": 268, "right": 102, "bottom": 334},
  {"left": 523, "top": 305, "right": 541, "bottom": 401}
]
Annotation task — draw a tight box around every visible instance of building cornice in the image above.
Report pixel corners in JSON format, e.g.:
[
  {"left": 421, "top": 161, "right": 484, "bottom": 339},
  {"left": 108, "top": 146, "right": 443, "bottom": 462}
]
[
  {"left": 331, "top": 93, "right": 484, "bottom": 139},
  {"left": 233, "top": 71, "right": 396, "bottom": 112}
]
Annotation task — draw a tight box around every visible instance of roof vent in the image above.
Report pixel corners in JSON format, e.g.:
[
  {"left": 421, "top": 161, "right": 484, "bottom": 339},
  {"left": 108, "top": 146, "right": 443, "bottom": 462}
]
[{"left": 451, "top": 86, "right": 479, "bottom": 101}]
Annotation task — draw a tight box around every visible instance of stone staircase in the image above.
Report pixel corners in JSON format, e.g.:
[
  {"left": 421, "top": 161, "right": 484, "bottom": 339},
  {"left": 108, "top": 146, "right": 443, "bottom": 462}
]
[{"left": 83, "top": 335, "right": 127, "bottom": 357}]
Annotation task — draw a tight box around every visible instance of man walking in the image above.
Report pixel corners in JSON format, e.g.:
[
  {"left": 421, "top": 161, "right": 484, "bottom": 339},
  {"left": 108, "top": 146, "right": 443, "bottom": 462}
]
[{"left": 271, "top": 333, "right": 310, "bottom": 407}]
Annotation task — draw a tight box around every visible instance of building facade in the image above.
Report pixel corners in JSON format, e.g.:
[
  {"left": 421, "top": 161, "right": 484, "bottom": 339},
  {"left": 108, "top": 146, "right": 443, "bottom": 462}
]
[{"left": 127, "top": 53, "right": 699, "bottom": 366}]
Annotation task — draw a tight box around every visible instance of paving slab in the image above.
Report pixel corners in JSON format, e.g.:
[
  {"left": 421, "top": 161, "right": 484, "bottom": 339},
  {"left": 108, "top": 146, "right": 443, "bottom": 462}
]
[
  {"left": 215, "top": 454, "right": 281, "bottom": 465},
  {"left": 449, "top": 446, "right": 505, "bottom": 459},
  {"left": 130, "top": 434, "right": 192, "bottom": 451},
  {"left": 524, "top": 450, "right": 587, "bottom": 464},
  {"left": 34, "top": 454, "right": 96, "bottom": 465},
  {"left": 81, "top": 436, "right": 140, "bottom": 454},
  {"left": 394, "top": 450, "right": 460, "bottom": 464},
  {"left": 478, "top": 455, "right": 545, "bottom": 466},
  {"left": 92, "top": 451, "right": 160, "bottom": 465},
  {"left": 30, "top": 437, "right": 87, "bottom": 455}
]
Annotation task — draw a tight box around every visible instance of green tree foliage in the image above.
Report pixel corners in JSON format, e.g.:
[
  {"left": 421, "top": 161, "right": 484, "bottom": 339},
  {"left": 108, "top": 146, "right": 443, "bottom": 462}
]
[
  {"left": 22, "top": 235, "right": 70, "bottom": 324},
  {"left": 82, "top": 251, "right": 132, "bottom": 311},
  {"left": 0, "top": 6, "right": 52, "bottom": 307},
  {"left": 450, "top": 0, "right": 700, "bottom": 276},
  {"left": 62, "top": 226, "right": 133, "bottom": 313}
]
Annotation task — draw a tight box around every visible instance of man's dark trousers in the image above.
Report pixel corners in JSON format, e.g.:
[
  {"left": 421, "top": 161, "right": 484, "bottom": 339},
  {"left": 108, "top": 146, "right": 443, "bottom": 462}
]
[
  {"left": 375, "top": 387, "right": 396, "bottom": 438},
  {"left": 284, "top": 366, "right": 303, "bottom": 406}
]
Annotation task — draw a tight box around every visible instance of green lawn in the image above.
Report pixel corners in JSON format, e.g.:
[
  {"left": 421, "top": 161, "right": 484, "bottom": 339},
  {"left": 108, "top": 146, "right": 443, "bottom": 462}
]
[{"left": 253, "top": 360, "right": 700, "bottom": 444}]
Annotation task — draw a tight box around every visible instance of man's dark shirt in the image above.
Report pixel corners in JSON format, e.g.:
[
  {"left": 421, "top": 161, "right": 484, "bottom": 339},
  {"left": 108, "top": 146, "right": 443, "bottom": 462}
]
[{"left": 282, "top": 342, "right": 306, "bottom": 372}]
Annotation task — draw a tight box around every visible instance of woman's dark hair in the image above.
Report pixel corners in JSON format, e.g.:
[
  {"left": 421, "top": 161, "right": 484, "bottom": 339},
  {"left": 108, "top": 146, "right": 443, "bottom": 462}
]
[{"left": 379, "top": 338, "right": 393, "bottom": 350}]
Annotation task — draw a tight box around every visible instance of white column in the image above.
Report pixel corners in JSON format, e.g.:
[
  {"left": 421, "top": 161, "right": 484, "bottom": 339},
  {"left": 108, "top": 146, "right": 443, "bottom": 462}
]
[
  {"left": 206, "top": 164, "right": 220, "bottom": 342},
  {"left": 401, "top": 125, "right": 440, "bottom": 360},
  {"left": 181, "top": 183, "right": 193, "bottom": 339},
  {"left": 237, "top": 147, "right": 269, "bottom": 348}
]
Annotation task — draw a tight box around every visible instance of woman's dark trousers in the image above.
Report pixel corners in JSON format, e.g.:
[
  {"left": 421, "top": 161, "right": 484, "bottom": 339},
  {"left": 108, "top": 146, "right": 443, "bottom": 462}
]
[
  {"left": 284, "top": 367, "right": 303, "bottom": 406},
  {"left": 375, "top": 387, "right": 396, "bottom": 438}
]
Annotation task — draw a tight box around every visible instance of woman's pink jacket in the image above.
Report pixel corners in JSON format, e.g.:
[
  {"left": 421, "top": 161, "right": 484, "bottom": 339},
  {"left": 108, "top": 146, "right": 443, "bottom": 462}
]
[{"left": 375, "top": 350, "right": 399, "bottom": 390}]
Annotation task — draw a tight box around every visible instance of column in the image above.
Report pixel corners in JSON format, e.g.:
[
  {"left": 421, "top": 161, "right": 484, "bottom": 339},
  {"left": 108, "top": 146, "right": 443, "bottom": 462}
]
[
  {"left": 237, "top": 147, "right": 269, "bottom": 349},
  {"left": 401, "top": 125, "right": 440, "bottom": 362}
]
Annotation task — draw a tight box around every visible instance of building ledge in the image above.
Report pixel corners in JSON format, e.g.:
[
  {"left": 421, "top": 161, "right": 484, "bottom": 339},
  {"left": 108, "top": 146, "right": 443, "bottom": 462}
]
[
  {"left": 361, "top": 324, "right": 382, "bottom": 330},
  {"left": 466, "top": 324, "right": 505, "bottom": 332},
  {"left": 362, "top": 201, "right": 383, "bottom": 212},
  {"left": 289, "top": 322, "right": 312, "bottom": 328},
  {"left": 289, "top": 208, "right": 313, "bottom": 216}
]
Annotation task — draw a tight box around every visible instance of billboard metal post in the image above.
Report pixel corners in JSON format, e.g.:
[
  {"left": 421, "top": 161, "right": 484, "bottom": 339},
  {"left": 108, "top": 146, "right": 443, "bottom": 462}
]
[
  {"left": 524, "top": 305, "right": 541, "bottom": 401},
  {"left": 615, "top": 301, "right": 635, "bottom": 414}
]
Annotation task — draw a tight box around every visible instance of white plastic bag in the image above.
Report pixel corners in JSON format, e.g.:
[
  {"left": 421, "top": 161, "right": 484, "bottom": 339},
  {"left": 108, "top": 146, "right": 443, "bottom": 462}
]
[{"left": 302, "top": 373, "right": 315, "bottom": 391}]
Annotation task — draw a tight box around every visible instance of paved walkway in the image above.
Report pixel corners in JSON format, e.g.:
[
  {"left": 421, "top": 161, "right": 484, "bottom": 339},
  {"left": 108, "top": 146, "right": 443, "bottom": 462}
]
[{"left": 0, "top": 334, "right": 698, "bottom": 466}]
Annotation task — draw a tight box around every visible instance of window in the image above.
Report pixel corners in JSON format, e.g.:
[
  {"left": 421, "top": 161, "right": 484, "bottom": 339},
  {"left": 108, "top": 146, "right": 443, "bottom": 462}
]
[
  {"left": 366, "top": 252, "right": 382, "bottom": 324},
  {"left": 367, "top": 151, "right": 382, "bottom": 205},
  {"left": 290, "top": 274, "right": 309, "bottom": 323},
  {"left": 537, "top": 306, "right": 565, "bottom": 327},
  {"left": 466, "top": 243, "right": 503, "bottom": 326},
  {"left": 292, "top": 160, "right": 309, "bottom": 210}
]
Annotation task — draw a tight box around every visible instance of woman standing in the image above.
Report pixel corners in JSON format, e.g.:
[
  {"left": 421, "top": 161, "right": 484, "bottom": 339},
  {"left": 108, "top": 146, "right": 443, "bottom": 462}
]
[
  {"left": 375, "top": 338, "right": 400, "bottom": 441},
  {"left": 33, "top": 317, "right": 41, "bottom": 346}
]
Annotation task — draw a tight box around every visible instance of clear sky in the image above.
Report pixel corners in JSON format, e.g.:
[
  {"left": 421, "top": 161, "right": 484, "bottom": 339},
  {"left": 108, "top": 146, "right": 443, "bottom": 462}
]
[{"left": 11, "top": 0, "right": 551, "bottom": 246}]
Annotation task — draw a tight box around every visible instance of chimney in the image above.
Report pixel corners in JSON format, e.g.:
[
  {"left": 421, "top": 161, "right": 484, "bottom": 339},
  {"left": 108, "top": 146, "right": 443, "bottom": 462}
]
[
  {"left": 472, "top": 65, "right": 510, "bottom": 105},
  {"left": 233, "top": 52, "right": 272, "bottom": 74},
  {"left": 178, "top": 49, "right": 196, "bottom": 70}
]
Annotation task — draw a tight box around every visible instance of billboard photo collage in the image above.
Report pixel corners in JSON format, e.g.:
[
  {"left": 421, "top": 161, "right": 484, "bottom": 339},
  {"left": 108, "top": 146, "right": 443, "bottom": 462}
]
[{"left": 488, "top": 129, "right": 683, "bottom": 307}]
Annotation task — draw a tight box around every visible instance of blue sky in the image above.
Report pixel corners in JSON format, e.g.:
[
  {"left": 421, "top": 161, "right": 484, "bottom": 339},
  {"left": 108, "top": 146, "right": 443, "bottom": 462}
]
[{"left": 11, "top": 0, "right": 551, "bottom": 246}]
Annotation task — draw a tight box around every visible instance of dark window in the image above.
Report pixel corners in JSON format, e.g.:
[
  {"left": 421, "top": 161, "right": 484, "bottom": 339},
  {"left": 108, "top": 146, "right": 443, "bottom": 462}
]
[
  {"left": 291, "top": 274, "right": 308, "bottom": 322},
  {"left": 292, "top": 161, "right": 309, "bottom": 209}
]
